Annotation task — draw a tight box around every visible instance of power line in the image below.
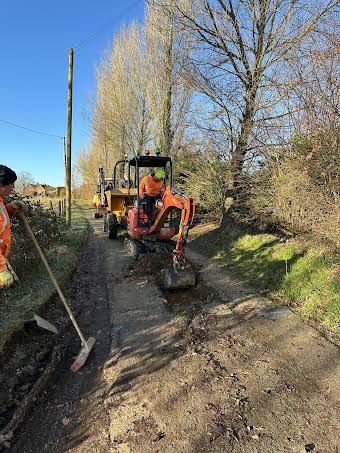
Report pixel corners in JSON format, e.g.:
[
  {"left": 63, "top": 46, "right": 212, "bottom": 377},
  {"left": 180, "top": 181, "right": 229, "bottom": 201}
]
[
  {"left": 74, "top": 0, "right": 142, "bottom": 52},
  {"left": 1, "top": 1, "right": 142, "bottom": 142},
  {"left": 0, "top": 118, "right": 64, "bottom": 139}
]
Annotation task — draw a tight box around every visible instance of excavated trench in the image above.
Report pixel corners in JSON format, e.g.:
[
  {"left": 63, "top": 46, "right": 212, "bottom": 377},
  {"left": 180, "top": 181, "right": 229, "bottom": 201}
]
[
  {"left": 0, "top": 297, "right": 68, "bottom": 450},
  {"left": 0, "top": 224, "right": 108, "bottom": 451},
  {"left": 128, "top": 252, "right": 220, "bottom": 316}
]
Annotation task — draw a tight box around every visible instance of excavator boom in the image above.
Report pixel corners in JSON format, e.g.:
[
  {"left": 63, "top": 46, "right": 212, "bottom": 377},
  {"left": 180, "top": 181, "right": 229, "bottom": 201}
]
[
  {"left": 150, "top": 186, "right": 195, "bottom": 260},
  {"left": 144, "top": 186, "right": 196, "bottom": 289}
]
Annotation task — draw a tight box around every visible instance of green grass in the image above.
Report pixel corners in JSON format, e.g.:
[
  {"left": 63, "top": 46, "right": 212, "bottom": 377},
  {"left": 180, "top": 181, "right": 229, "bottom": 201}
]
[
  {"left": 0, "top": 202, "right": 89, "bottom": 351},
  {"left": 191, "top": 226, "right": 340, "bottom": 330}
]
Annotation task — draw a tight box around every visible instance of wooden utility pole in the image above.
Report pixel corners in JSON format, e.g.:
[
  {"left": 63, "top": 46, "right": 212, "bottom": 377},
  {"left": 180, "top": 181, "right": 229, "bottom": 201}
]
[{"left": 65, "top": 48, "right": 74, "bottom": 226}]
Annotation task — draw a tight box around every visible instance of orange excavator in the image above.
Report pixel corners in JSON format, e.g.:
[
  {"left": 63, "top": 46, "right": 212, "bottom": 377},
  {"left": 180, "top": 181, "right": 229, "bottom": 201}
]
[{"left": 125, "top": 152, "right": 196, "bottom": 290}]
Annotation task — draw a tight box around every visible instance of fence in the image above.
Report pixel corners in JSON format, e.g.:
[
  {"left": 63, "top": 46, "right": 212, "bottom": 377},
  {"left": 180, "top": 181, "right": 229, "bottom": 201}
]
[{"left": 34, "top": 198, "right": 67, "bottom": 218}]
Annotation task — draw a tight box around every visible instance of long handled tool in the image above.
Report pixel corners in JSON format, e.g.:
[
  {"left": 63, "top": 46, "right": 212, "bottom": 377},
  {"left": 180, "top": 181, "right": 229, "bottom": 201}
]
[
  {"left": 6, "top": 258, "right": 19, "bottom": 282},
  {"left": 19, "top": 213, "right": 95, "bottom": 372}
]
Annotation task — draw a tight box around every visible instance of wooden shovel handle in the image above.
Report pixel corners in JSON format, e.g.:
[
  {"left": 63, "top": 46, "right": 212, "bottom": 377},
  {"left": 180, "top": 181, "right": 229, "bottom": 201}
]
[{"left": 19, "top": 212, "right": 87, "bottom": 345}]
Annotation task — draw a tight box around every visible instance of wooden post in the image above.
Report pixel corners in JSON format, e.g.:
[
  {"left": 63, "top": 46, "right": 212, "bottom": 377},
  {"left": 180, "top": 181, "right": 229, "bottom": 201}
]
[
  {"left": 58, "top": 200, "right": 62, "bottom": 217},
  {"left": 63, "top": 136, "right": 67, "bottom": 200},
  {"left": 65, "top": 48, "right": 74, "bottom": 226}
]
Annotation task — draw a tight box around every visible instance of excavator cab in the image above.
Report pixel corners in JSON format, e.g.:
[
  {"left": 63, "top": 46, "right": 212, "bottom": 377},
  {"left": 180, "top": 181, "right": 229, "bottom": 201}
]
[
  {"left": 125, "top": 152, "right": 196, "bottom": 290},
  {"left": 127, "top": 154, "right": 173, "bottom": 227}
]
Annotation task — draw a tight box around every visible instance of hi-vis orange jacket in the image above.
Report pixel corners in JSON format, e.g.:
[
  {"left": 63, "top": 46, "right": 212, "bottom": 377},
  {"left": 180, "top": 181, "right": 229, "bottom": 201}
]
[
  {"left": 0, "top": 197, "right": 15, "bottom": 273},
  {"left": 139, "top": 174, "right": 165, "bottom": 198}
]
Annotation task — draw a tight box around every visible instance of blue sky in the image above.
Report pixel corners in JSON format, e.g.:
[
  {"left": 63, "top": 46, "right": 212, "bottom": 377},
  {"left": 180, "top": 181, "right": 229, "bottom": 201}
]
[{"left": 0, "top": 0, "right": 144, "bottom": 186}]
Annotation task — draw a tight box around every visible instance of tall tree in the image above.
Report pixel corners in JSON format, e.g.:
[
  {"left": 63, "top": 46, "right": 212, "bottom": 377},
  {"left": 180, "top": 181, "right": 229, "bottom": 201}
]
[
  {"left": 146, "top": 0, "right": 193, "bottom": 155},
  {"left": 93, "top": 23, "right": 151, "bottom": 160},
  {"left": 173, "top": 0, "right": 337, "bottom": 212},
  {"left": 77, "top": 23, "right": 151, "bottom": 191}
]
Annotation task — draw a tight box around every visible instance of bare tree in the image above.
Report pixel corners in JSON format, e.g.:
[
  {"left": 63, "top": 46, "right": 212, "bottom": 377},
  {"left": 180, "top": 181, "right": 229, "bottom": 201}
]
[
  {"left": 244, "top": 23, "right": 340, "bottom": 244},
  {"left": 146, "top": 0, "right": 193, "bottom": 155},
  {"left": 171, "top": 0, "right": 337, "bottom": 213},
  {"left": 93, "top": 23, "right": 151, "bottom": 161},
  {"left": 15, "top": 171, "right": 35, "bottom": 194},
  {"left": 76, "top": 23, "right": 153, "bottom": 191}
]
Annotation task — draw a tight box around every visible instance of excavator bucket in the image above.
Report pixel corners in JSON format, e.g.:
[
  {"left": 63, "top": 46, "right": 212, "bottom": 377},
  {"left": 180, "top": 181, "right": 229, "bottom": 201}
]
[{"left": 163, "top": 264, "right": 196, "bottom": 290}]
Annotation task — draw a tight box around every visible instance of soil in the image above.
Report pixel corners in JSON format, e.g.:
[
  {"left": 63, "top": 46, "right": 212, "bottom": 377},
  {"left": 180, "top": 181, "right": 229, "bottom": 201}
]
[{"left": 1, "top": 209, "right": 339, "bottom": 452}]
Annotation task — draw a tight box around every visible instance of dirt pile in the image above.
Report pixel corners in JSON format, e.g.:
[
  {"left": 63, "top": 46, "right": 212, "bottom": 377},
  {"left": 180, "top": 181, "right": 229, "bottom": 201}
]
[
  {"left": 129, "top": 253, "right": 213, "bottom": 308},
  {"left": 130, "top": 253, "right": 173, "bottom": 284}
]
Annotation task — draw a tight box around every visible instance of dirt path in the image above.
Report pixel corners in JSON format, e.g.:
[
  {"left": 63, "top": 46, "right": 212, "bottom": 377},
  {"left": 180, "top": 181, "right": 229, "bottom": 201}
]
[
  {"left": 8, "top": 217, "right": 130, "bottom": 452},
  {"left": 7, "top": 216, "right": 340, "bottom": 452}
]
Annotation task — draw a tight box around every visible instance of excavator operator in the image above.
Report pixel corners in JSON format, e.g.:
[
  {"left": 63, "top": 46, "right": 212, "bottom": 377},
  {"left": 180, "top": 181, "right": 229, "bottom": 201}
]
[{"left": 139, "top": 168, "right": 165, "bottom": 221}]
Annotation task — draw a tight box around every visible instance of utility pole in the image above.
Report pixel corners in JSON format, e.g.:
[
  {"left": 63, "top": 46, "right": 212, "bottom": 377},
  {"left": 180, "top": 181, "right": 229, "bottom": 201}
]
[
  {"left": 63, "top": 136, "right": 67, "bottom": 189},
  {"left": 63, "top": 136, "right": 67, "bottom": 217},
  {"left": 65, "top": 48, "right": 74, "bottom": 226}
]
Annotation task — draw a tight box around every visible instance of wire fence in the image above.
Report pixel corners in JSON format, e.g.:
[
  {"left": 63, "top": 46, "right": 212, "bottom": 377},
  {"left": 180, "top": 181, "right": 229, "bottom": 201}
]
[{"left": 32, "top": 197, "right": 67, "bottom": 218}]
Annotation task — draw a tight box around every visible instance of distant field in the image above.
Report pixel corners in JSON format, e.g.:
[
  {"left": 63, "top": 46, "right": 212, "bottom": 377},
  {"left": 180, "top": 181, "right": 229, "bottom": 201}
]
[{"left": 25, "top": 197, "right": 66, "bottom": 215}]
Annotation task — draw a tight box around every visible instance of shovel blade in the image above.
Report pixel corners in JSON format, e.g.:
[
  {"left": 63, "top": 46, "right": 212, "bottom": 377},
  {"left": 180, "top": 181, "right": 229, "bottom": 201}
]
[
  {"left": 33, "top": 313, "right": 58, "bottom": 334},
  {"left": 70, "top": 337, "right": 96, "bottom": 372}
]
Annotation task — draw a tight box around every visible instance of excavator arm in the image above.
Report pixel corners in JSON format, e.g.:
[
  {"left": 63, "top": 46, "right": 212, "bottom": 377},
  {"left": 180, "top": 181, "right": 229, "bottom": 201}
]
[
  {"left": 98, "top": 166, "right": 106, "bottom": 207},
  {"left": 149, "top": 186, "right": 196, "bottom": 289},
  {"left": 149, "top": 186, "right": 195, "bottom": 259}
]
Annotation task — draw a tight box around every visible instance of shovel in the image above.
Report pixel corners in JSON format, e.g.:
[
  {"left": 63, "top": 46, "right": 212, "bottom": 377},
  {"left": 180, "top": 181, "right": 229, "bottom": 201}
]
[
  {"left": 6, "top": 260, "right": 58, "bottom": 334},
  {"left": 33, "top": 313, "right": 59, "bottom": 334},
  {"left": 19, "top": 212, "right": 95, "bottom": 372}
]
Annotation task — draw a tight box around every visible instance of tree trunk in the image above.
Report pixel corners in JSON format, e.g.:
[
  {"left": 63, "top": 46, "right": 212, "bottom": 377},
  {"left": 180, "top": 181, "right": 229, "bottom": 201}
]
[
  {"left": 160, "top": 1, "right": 174, "bottom": 155},
  {"left": 222, "top": 85, "right": 257, "bottom": 225}
]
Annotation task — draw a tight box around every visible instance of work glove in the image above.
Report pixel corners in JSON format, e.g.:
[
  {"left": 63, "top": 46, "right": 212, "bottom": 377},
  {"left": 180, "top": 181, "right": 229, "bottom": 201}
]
[
  {"left": 0, "top": 269, "right": 14, "bottom": 288},
  {"left": 9, "top": 200, "right": 29, "bottom": 214}
]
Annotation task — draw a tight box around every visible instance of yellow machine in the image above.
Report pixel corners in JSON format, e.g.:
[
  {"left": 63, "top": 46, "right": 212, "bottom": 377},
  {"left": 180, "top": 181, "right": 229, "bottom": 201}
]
[{"left": 93, "top": 161, "right": 137, "bottom": 239}]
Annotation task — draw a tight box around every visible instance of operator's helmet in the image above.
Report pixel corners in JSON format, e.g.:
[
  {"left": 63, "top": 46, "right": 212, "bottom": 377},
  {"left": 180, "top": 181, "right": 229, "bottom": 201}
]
[{"left": 154, "top": 168, "right": 165, "bottom": 180}]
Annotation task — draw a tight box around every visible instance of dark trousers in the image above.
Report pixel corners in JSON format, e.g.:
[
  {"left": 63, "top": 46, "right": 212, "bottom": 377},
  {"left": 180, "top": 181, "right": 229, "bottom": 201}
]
[{"left": 143, "top": 194, "right": 161, "bottom": 222}]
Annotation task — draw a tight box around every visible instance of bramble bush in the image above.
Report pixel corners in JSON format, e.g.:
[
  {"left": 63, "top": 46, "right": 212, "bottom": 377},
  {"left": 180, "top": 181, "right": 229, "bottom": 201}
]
[{"left": 4, "top": 197, "right": 67, "bottom": 278}]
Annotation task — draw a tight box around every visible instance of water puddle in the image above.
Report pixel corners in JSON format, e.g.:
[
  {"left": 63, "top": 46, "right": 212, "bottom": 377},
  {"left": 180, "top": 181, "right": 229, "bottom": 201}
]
[{"left": 257, "top": 307, "right": 293, "bottom": 318}]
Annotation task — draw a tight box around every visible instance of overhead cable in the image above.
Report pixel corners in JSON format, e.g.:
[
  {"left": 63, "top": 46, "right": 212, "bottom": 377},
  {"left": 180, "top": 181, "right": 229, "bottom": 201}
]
[
  {"left": 74, "top": 0, "right": 142, "bottom": 52},
  {"left": 0, "top": 119, "right": 64, "bottom": 139}
]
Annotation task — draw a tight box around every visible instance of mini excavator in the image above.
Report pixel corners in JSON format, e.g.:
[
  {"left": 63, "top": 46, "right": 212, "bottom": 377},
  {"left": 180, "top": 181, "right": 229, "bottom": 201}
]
[{"left": 125, "top": 151, "right": 196, "bottom": 290}]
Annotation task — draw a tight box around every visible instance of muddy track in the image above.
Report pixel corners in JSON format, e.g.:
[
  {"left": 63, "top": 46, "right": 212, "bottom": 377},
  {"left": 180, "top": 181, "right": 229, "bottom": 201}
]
[
  {"left": 1, "top": 213, "right": 339, "bottom": 452},
  {"left": 2, "top": 218, "right": 120, "bottom": 452}
]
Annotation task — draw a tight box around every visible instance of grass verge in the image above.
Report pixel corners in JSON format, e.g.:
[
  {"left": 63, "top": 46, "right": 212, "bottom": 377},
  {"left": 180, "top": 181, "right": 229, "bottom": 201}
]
[
  {"left": 190, "top": 224, "right": 340, "bottom": 330},
  {"left": 0, "top": 202, "right": 90, "bottom": 352}
]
